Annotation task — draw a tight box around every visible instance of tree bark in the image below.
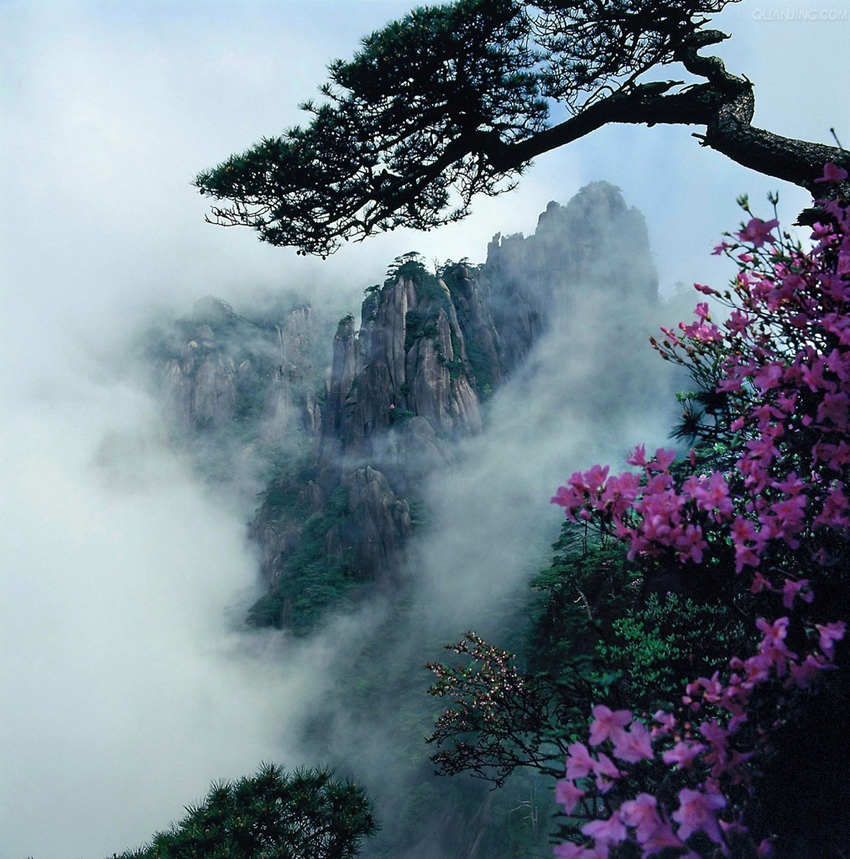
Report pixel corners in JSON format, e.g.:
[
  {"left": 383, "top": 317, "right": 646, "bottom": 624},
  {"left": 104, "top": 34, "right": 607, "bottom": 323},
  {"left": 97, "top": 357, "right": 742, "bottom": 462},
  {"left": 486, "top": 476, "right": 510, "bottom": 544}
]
[{"left": 486, "top": 81, "right": 848, "bottom": 198}]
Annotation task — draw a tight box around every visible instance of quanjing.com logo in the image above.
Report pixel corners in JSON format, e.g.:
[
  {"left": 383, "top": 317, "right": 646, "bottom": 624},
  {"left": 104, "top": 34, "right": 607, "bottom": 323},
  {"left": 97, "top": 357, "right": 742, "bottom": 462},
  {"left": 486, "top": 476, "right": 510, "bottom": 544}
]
[{"left": 752, "top": 7, "right": 848, "bottom": 20}]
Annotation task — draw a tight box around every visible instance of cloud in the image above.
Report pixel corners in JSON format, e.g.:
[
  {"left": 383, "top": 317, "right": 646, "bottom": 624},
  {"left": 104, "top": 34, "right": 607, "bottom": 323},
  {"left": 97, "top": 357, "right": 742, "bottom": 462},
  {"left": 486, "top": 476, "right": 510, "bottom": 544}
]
[{"left": 0, "top": 369, "right": 327, "bottom": 857}]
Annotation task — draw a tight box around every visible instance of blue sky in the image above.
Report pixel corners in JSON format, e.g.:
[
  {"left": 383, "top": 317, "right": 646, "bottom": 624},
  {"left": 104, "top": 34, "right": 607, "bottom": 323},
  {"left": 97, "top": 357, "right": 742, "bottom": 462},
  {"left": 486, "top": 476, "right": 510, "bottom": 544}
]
[{"left": 0, "top": 1, "right": 848, "bottom": 856}]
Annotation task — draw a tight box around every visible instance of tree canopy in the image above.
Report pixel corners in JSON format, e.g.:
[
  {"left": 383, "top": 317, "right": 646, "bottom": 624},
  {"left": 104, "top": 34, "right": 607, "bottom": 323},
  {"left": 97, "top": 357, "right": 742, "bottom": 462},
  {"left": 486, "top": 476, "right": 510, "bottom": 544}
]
[
  {"left": 195, "top": 0, "right": 849, "bottom": 257},
  {"left": 115, "top": 763, "right": 378, "bottom": 859}
]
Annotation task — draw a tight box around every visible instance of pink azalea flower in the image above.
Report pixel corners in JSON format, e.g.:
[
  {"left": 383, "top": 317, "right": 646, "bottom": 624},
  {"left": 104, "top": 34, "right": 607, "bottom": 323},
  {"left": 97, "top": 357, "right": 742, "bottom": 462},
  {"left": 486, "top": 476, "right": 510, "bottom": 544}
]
[
  {"left": 736, "top": 217, "right": 779, "bottom": 248},
  {"left": 750, "top": 571, "right": 774, "bottom": 594},
  {"left": 659, "top": 326, "right": 682, "bottom": 346},
  {"left": 680, "top": 320, "right": 723, "bottom": 342},
  {"left": 757, "top": 838, "right": 774, "bottom": 857},
  {"left": 740, "top": 653, "right": 772, "bottom": 685},
  {"left": 662, "top": 740, "right": 707, "bottom": 769},
  {"left": 726, "top": 308, "right": 751, "bottom": 334},
  {"left": 688, "top": 471, "right": 733, "bottom": 522},
  {"left": 811, "top": 220, "right": 834, "bottom": 241},
  {"left": 626, "top": 444, "right": 647, "bottom": 468},
  {"left": 553, "top": 842, "right": 589, "bottom": 859},
  {"left": 672, "top": 787, "right": 726, "bottom": 843},
  {"left": 620, "top": 793, "right": 659, "bottom": 841},
  {"left": 789, "top": 653, "right": 830, "bottom": 689},
  {"left": 603, "top": 471, "right": 641, "bottom": 518},
  {"left": 611, "top": 721, "right": 654, "bottom": 764},
  {"left": 735, "top": 218, "right": 779, "bottom": 248},
  {"left": 752, "top": 362, "right": 784, "bottom": 391},
  {"left": 699, "top": 720, "right": 730, "bottom": 757},
  {"left": 653, "top": 710, "right": 676, "bottom": 735},
  {"left": 685, "top": 673, "right": 723, "bottom": 706},
  {"left": 757, "top": 616, "right": 789, "bottom": 643},
  {"left": 759, "top": 495, "right": 808, "bottom": 548},
  {"left": 814, "top": 162, "right": 849, "bottom": 183},
  {"left": 584, "top": 464, "right": 610, "bottom": 493},
  {"left": 815, "top": 621, "right": 846, "bottom": 658},
  {"left": 593, "top": 753, "right": 622, "bottom": 793},
  {"left": 581, "top": 812, "right": 627, "bottom": 846},
  {"left": 555, "top": 779, "right": 586, "bottom": 815},
  {"left": 731, "top": 516, "right": 757, "bottom": 543},
  {"left": 710, "top": 747, "right": 754, "bottom": 782},
  {"left": 638, "top": 820, "right": 684, "bottom": 858},
  {"left": 817, "top": 391, "right": 850, "bottom": 430},
  {"left": 815, "top": 484, "right": 850, "bottom": 528},
  {"left": 673, "top": 523, "right": 707, "bottom": 564},
  {"left": 775, "top": 390, "right": 798, "bottom": 414},
  {"left": 781, "top": 578, "right": 813, "bottom": 609},
  {"left": 551, "top": 484, "right": 582, "bottom": 509},
  {"left": 757, "top": 617, "right": 796, "bottom": 670},
  {"left": 649, "top": 448, "right": 676, "bottom": 473},
  {"left": 565, "top": 742, "right": 595, "bottom": 780},
  {"left": 588, "top": 704, "right": 632, "bottom": 746},
  {"left": 771, "top": 472, "right": 806, "bottom": 496}
]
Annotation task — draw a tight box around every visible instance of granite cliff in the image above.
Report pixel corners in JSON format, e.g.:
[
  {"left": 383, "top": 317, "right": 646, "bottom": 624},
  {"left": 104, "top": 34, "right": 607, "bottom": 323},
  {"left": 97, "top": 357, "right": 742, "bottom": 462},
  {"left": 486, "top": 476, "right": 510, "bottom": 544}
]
[
  {"left": 151, "top": 182, "right": 663, "bottom": 632},
  {"left": 158, "top": 296, "right": 323, "bottom": 444}
]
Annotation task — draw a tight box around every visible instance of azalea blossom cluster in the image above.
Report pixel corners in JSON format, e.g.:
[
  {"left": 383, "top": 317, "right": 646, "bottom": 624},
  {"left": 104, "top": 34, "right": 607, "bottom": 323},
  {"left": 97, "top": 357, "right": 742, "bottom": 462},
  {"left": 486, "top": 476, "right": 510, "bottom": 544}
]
[
  {"left": 553, "top": 171, "right": 849, "bottom": 589},
  {"left": 550, "top": 168, "right": 849, "bottom": 858},
  {"left": 553, "top": 610, "right": 844, "bottom": 858}
]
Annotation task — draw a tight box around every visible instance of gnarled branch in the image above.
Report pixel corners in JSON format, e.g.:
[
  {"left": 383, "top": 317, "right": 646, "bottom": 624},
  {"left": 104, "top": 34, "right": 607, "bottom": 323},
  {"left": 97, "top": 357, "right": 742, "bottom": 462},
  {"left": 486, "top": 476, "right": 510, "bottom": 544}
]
[{"left": 196, "top": 0, "right": 849, "bottom": 256}]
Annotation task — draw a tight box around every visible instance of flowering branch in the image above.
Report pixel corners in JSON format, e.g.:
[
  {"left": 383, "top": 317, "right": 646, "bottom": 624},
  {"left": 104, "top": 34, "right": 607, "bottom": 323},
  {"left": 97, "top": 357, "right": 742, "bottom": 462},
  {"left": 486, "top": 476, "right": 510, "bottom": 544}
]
[{"left": 551, "top": 166, "right": 849, "bottom": 858}]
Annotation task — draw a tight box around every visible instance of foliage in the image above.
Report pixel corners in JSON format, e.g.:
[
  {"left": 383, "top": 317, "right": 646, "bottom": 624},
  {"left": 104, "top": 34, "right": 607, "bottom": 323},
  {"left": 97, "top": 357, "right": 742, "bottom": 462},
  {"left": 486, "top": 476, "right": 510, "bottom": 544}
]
[
  {"left": 427, "top": 632, "right": 610, "bottom": 787},
  {"left": 248, "top": 486, "right": 367, "bottom": 634},
  {"left": 115, "top": 763, "right": 378, "bottom": 859},
  {"left": 385, "top": 252, "right": 431, "bottom": 286},
  {"left": 528, "top": 523, "right": 637, "bottom": 674},
  {"left": 549, "top": 172, "right": 849, "bottom": 858},
  {"left": 425, "top": 522, "right": 635, "bottom": 789},
  {"left": 425, "top": 526, "right": 743, "bottom": 789},
  {"left": 256, "top": 452, "right": 317, "bottom": 519},
  {"left": 597, "top": 593, "right": 750, "bottom": 711},
  {"left": 533, "top": 0, "right": 731, "bottom": 108},
  {"left": 195, "top": 0, "right": 848, "bottom": 255},
  {"left": 196, "top": 0, "right": 544, "bottom": 256},
  {"left": 404, "top": 309, "right": 440, "bottom": 352}
]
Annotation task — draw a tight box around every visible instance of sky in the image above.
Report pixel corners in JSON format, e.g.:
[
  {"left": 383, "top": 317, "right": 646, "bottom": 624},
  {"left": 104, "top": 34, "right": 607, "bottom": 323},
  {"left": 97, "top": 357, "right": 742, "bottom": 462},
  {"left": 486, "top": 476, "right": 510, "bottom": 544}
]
[{"left": 1, "top": 1, "right": 848, "bottom": 857}]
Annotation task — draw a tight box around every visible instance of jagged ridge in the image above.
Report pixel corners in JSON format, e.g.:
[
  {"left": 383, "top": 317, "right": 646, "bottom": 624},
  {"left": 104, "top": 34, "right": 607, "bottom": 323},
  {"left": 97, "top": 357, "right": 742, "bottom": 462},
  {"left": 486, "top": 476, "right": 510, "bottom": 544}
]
[{"left": 151, "top": 182, "right": 661, "bottom": 633}]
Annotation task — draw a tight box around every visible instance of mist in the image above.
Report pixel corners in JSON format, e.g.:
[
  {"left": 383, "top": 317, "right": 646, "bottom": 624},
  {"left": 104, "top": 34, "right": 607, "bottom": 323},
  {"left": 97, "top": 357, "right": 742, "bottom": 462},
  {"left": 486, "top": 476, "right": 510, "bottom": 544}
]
[
  {"left": 0, "top": 182, "right": 677, "bottom": 858},
  {"left": 284, "top": 190, "right": 688, "bottom": 859},
  {"left": 1, "top": 368, "right": 304, "bottom": 856},
  {"left": 414, "top": 301, "right": 677, "bottom": 639}
]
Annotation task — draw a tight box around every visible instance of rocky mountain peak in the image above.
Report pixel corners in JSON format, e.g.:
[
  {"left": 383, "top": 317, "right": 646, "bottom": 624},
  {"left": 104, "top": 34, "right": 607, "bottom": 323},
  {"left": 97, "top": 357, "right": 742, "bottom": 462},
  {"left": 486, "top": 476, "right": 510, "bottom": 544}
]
[
  {"left": 189, "top": 295, "right": 236, "bottom": 325},
  {"left": 320, "top": 260, "right": 485, "bottom": 468},
  {"left": 153, "top": 184, "right": 663, "bottom": 632}
]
